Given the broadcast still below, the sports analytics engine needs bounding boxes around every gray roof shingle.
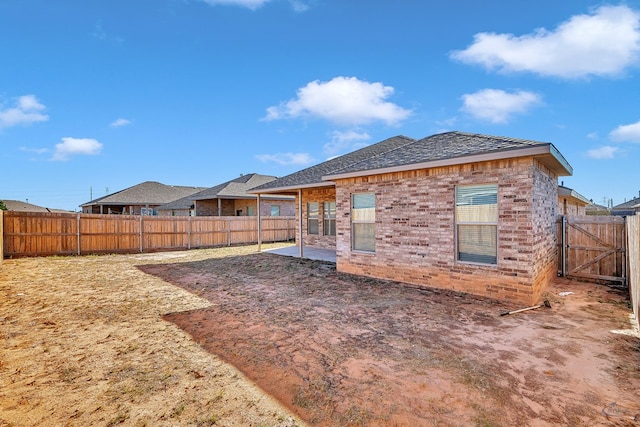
[251,131,571,193]
[80,181,206,206]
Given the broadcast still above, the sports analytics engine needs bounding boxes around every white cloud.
[610,119,640,142]
[110,118,132,127]
[201,0,271,10]
[0,95,49,130]
[461,89,542,124]
[587,145,619,159]
[586,132,599,140]
[323,130,370,156]
[264,76,412,126]
[52,137,103,161]
[255,152,314,166]
[19,146,48,155]
[451,5,640,78]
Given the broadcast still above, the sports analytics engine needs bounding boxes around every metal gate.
[559,215,626,285]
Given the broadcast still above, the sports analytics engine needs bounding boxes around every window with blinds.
[307,202,319,235]
[455,184,498,264]
[352,193,375,252]
[323,201,336,236]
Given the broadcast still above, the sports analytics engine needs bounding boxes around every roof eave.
[323,144,573,181]
[249,181,336,195]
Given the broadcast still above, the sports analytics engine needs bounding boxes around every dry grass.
[0,243,303,427]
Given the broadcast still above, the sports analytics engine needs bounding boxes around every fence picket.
[2,211,295,257]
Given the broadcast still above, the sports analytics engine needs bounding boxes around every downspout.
[257,194,262,252]
[298,189,304,258]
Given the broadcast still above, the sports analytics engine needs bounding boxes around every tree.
[0,200,7,210]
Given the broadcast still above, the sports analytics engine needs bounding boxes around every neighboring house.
[1,200,69,213]
[251,131,573,304]
[611,193,640,217]
[80,181,206,215]
[156,173,294,217]
[586,202,610,216]
[558,184,590,215]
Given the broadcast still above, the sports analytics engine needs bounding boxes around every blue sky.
[1,0,640,211]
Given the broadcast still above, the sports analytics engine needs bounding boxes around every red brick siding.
[334,157,558,304]
[195,198,295,216]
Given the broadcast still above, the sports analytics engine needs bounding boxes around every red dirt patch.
[140,252,640,426]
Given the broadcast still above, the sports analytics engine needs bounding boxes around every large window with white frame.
[351,193,375,252]
[323,201,336,236]
[307,202,319,235]
[455,184,498,264]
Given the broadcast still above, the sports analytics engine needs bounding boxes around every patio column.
[298,189,304,258]
[257,194,262,252]
[217,198,222,216]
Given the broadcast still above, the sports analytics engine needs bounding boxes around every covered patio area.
[262,244,336,263]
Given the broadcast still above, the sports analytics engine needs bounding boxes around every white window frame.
[307,202,319,235]
[455,184,498,265]
[323,201,336,236]
[351,192,375,253]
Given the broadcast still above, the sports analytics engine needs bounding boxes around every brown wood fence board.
[2,212,295,257]
[558,215,626,282]
[627,215,639,332]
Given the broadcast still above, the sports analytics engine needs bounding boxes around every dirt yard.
[1,244,639,426]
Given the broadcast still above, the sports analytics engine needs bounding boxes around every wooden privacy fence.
[627,214,640,332]
[558,215,626,284]
[2,211,295,258]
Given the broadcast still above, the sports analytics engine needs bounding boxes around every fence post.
[139,215,143,253]
[77,214,81,256]
[188,216,191,250]
[227,218,231,246]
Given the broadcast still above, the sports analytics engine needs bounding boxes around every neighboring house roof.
[558,185,590,205]
[191,173,283,200]
[1,200,69,213]
[251,131,572,193]
[612,196,640,211]
[155,174,293,212]
[80,181,206,207]
[611,195,640,215]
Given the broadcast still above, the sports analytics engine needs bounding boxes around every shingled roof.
[80,181,206,207]
[251,131,572,194]
[155,174,289,211]
[190,173,281,200]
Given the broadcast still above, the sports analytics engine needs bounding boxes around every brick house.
[558,185,590,215]
[80,181,206,215]
[251,131,573,304]
[157,173,295,217]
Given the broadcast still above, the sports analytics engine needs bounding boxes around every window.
[455,184,498,264]
[307,202,319,235]
[351,193,375,252]
[271,205,280,216]
[323,202,336,236]
[247,206,254,216]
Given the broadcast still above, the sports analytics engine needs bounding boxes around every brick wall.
[195,198,295,217]
[333,157,559,304]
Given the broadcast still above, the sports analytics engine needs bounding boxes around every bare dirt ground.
[2,244,640,426]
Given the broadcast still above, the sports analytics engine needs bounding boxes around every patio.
[262,244,336,263]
